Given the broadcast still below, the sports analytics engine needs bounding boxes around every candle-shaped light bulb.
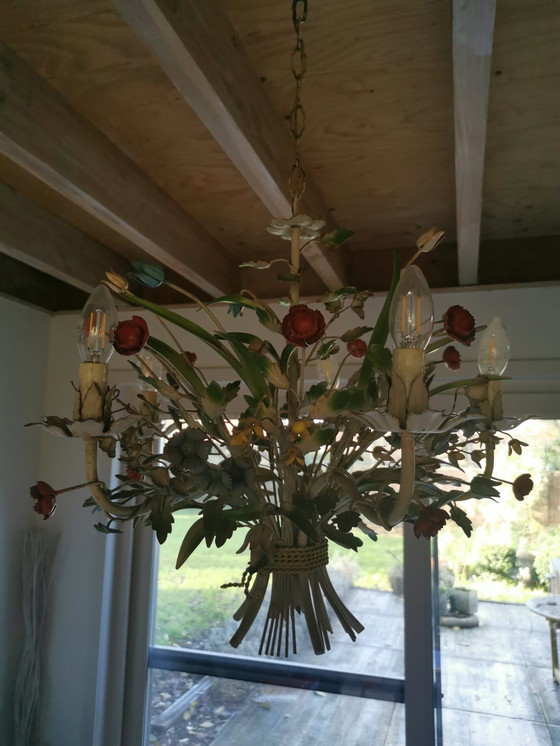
[477,317,510,375]
[77,285,118,364]
[389,266,434,350]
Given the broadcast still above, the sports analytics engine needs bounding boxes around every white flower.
[40,414,141,438]
[267,215,326,241]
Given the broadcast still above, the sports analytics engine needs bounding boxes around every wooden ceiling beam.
[452,0,496,285]
[0,181,130,294]
[115,0,348,290]
[0,42,238,298]
[349,235,560,291]
[0,253,88,312]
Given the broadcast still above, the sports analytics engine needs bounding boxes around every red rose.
[126,468,144,482]
[30,481,57,520]
[513,473,533,501]
[346,339,368,358]
[443,305,476,346]
[442,345,461,371]
[185,351,197,366]
[114,316,149,356]
[413,507,449,539]
[281,304,326,348]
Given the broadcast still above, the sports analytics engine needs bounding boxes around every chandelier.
[29,0,532,657]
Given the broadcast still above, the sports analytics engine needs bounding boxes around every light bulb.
[478,317,509,375]
[77,285,118,364]
[388,266,434,350]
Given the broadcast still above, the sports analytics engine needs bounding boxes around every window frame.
[111,520,439,746]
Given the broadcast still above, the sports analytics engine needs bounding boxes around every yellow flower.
[290,419,313,441]
[103,271,129,293]
[285,446,306,467]
[230,429,250,447]
[230,419,267,447]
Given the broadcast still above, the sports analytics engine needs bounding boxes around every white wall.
[20,282,560,744]
[0,295,51,746]
[35,313,110,746]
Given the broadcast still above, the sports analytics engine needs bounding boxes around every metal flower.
[30,481,57,520]
[164,429,212,471]
[513,473,534,501]
[443,305,476,346]
[414,507,449,538]
[113,316,149,356]
[267,214,326,241]
[281,304,326,347]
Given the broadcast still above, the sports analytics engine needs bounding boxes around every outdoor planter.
[449,588,478,615]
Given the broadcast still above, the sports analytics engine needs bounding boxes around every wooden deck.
[206,589,560,746]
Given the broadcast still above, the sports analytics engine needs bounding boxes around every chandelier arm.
[83,438,140,519]
[386,431,416,527]
[483,438,495,477]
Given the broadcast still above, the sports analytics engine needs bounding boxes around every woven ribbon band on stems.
[229,540,363,657]
[261,541,329,575]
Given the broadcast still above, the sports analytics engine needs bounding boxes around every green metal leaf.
[368,344,392,375]
[470,475,501,498]
[280,343,297,374]
[450,505,473,538]
[320,228,354,248]
[316,340,339,359]
[358,253,400,389]
[322,523,363,551]
[340,326,373,342]
[175,517,205,569]
[283,505,320,542]
[147,337,206,397]
[123,291,236,364]
[149,496,175,545]
[215,331,280,363]
[130,260,166,288]
[225,337,271,399]
[319,286,357,304]
[211,294,281,332]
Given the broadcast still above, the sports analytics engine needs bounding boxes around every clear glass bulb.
[478,317,510,375]
[77,285,118,364]
[388,266,434,350]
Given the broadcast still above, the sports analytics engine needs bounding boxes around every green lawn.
[155,513,403,645]
[155,514,546,647]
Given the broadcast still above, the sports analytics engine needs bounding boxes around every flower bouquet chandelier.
[30,0,533,657]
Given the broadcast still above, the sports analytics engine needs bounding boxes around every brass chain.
[288,0,308,215]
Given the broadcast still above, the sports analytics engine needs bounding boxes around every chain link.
[288,0,308,214]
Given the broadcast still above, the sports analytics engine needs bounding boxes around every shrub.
[472,545,518,583]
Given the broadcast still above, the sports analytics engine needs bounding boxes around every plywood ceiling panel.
[482,0,560,242]
[1,6,282,263]
[223,0,456,254]
[0,0,558,308]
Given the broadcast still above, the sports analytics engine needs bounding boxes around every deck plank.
[211,684,397,746]
[442,709,553,746]
[527,666,560,726]
[441,655,545,721]
[159,592,560,745]
[440,622,527,664]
